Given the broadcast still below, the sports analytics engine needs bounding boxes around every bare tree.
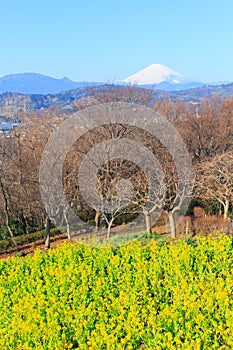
[195,152,233,219]
[42,90,193,242]
[95,159,133,238]
[0,134,18,240]
[180,96,233,162]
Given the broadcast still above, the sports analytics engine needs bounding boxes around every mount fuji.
[0,65,226,95]
[123,64,205,91]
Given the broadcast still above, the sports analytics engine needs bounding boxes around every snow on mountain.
[123,64,187,85]
[122,64,207,91]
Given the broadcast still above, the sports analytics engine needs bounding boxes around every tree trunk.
[107,225,111,239]
[169,212,176,239]
[6,214,14,240]
[185,220,189,235]
[23,212,30,235]
[63,209,70,239]
[45,217,51,250]
[66,222,70,239]
[223,200,230,220]
[95,210,100,233]
[107,218,114,239]
[219,204,222,217]
[0,177,15,242]
[143,209,152,234]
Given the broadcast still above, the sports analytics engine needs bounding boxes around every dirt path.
[0,233,69,259]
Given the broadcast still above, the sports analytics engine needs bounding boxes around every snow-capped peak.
[123,64,185,85]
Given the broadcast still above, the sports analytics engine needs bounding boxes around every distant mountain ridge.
[0,83,233,120]
[0,73,103,95]
[0,66,231,95]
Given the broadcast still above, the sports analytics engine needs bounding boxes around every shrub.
[0,227,62,252]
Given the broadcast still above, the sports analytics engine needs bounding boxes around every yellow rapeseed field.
[1,236,233,349]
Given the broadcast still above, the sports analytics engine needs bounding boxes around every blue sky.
[1,0,233,82]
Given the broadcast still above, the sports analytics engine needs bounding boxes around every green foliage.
[204,201,221,216]
[14,252,26,258]
[0,227,62,252]
[184,237,197,247]
[187,198,203,215]
[0,213,44,240]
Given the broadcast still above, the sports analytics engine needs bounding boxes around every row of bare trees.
[0,87,233,242]
[154,94,233,223]
[0,110,63,240]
